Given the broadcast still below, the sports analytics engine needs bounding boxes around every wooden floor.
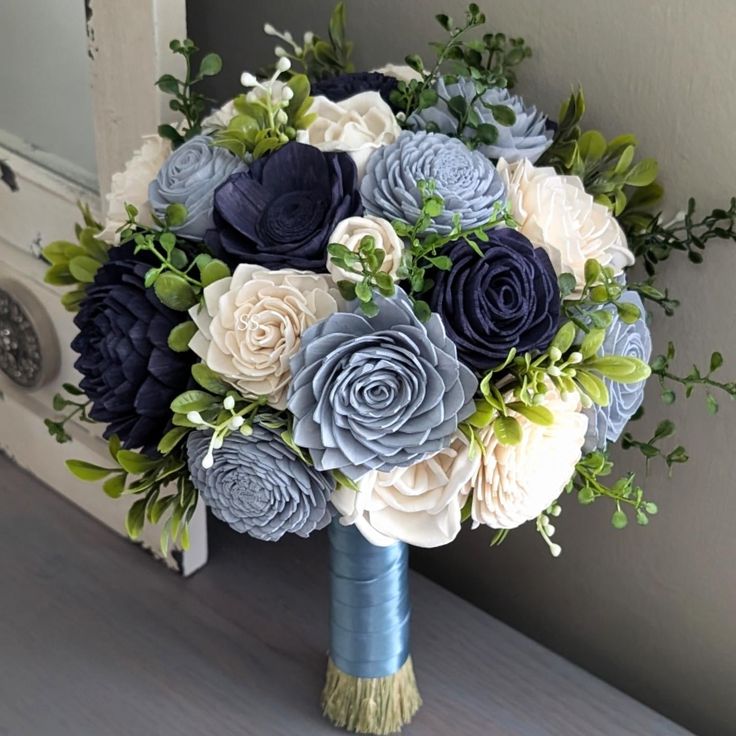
[0,453,692,736]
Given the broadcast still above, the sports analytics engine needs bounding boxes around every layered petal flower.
[287,288,478,480]
[430,228,560,371]
[361,131,505,235]
[189,265,341,409]
[206,142,362,271]
[470,386,588,529]
[187,427,333,541]
[583,291,653,451]
[299,92,401,178]
[327,215,403,284]
[498,158,634,292]
[409,78,552,163]
[332,432,480,547]
[71,243,194,455]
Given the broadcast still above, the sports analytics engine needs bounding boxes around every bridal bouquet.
[44,3,736,733]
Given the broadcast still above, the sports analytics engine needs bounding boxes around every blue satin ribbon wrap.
[328,520,411,679]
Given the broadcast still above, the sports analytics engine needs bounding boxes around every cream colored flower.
[332,433,480,548]
[100,135,171,243]
[299,91,401,178]
[497,158,634,293]
[327,215,404,284]
[189,265,341,409]
[374,64,424,83]
[202,99,237,130]
[470,387,588,529]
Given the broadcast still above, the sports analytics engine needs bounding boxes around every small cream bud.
[240,72,258,88]
[275,109,288,125]
[229,416,245,430]
[263,23,277,35]
[303,31,315,45]
[212,435,224,450]
[568,351,583,364]
[549,346,562,362]
[545,523,556,536]
[547,366,562,377]
[550,504,562,517]
[202,451,214,469]
[275,56,291,72]
[223,395,235,411]
[274,45,287,58]
[281,86,294,101]
[187,411,203,424]
[283,30,294,43]
[549,543,562,558]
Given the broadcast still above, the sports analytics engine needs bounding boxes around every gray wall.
[186,2,736,734]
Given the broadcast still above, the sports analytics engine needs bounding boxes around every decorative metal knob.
[0,279,60,389]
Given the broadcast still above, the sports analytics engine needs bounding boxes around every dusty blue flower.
[287,288,478,480]
[583,291,652,452]
[148,135,245,241]
[360,130,505,235]
[408,78,552,163]
[186,426,333,541]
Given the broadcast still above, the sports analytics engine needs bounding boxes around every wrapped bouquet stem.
[322,520,421,734]
[44,2,736,733]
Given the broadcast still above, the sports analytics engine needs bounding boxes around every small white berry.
[275,57,292,73]
[274,45,287,58]
[202,452,214,469]
[549,347,562,362]
[187,411,203,424]
[549,543,562,558]
[240,72,258,88]
[263,23,277,35]
[229,416,245,430]
[568,351,583,364]
[223,395,235,411]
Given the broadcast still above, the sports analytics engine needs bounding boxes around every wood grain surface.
[0,454,692,736]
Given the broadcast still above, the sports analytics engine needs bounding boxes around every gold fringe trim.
[321,656,422,735]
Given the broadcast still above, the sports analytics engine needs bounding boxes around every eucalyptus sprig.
[43,203,109,312]
[629,279,680,317]
[156,39,223,147]
[650,341,736,412]
[621,420,688,471]
[392,3,530,128]
[623,197,736,276]
[393,180,516,321]
[537,88,660,215]
[214,61,316,160]
[44,383,94,444]
[567,450,658,530]
[120,203,230,314]
[262,1,353,80]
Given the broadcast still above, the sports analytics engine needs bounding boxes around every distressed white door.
[0,0,207,575]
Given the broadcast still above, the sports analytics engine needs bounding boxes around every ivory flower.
[202,99,237,130]
[470,387,588,529]
[374,64,424,83]
[497,158,634,292]
[332,433,480,548]
[100,135,171,243]
[327,215,404,284]
[299,91,401,178]
[189,264,341,409]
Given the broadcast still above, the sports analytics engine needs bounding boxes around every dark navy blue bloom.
[206,142,362,271]
[430,228,560,372]
[71,243,194,455]
[311,71,399,110]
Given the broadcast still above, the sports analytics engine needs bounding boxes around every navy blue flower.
[311,71,399,110]
[206,142,362,271]
[429,228,560,371]
[72,243,195,455]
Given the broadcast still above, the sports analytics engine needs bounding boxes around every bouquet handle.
[322,519,422,734]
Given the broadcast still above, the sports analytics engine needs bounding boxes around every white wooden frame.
[0,0,207,576]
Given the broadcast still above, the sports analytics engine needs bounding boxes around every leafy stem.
[45,383,94,444]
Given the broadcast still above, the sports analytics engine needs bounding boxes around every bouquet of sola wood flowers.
[42,4,736,733]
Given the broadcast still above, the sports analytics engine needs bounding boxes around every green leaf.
[507,402,554,426]
[493,416,522,446]
[575,370,610,406]
[626,158,658,187]
[580,328,605,360]
[489,104,516,127]
[116,450,160,475]
[617,301,641,324]
[200,259,231,287]
[710,351,724,373]
[448,95,468,120]
[706,394,719,415]
[108,434,122,461]
[198,52,222,77]
[355,281,373,303]
[125,498,148,540]
[103,474,126,498]
[653,419,675,440]
[165,203,188,227]
[587,356,651,382]
[44,263,76,286]
[154,272,198,311]
[577,130,607,162]
[404,54,424,73]
[557,272,577,298]
[157,427,190,455]
[550,321,576,353]
[191,363,231,395]
[170,389,216,414]
[337,280,357,301]
[66,459,115,482]
[412,299,431,322]
[167,320,198,352]
[474,123,498,145]
[156,74,180,95]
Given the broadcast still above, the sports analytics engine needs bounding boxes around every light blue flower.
[149,135,245,241]
[287,288,478,480]
[583,291,652,452]
[360,130,505,235]
[408,78,552,163]
[186,426,333,541]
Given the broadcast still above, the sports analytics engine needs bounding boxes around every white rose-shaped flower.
[470,387,588,529]
[373,64,424,83]
[100,135,171,243]
[299,91,401,178]
[332,433,480,548]
[202,99,237,131]
[327,215,404,284]
[189,265,341,409]
[497,158,634,293]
